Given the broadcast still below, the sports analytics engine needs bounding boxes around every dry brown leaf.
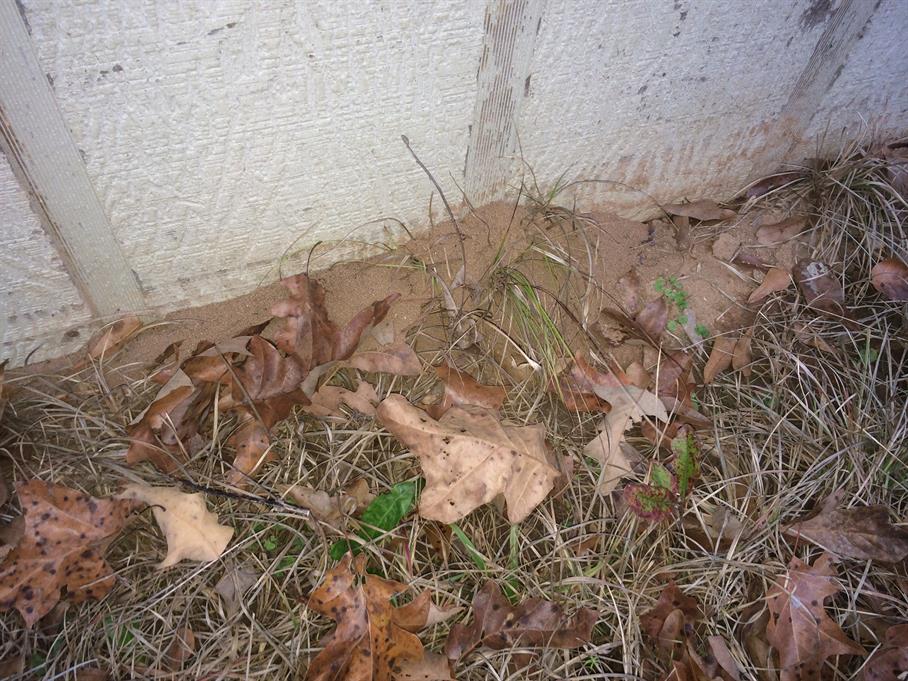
[766,553,865,681]
[445,581,597,664]
[640,582,701,647]
[785,495,908,562]
[164,626,196,672]
[664,199,736,222]
[555,353,629,414]
[427,362,506,419]
[118,485,232,568]
[793,260,847,316]
[215,563,260,618]
[636,297,669,339]
[756,216,807,245]
[126,370,201,472]
[703,337,737,384]
[583,385,667,495]
[0,481,134,627]
[792,322,836,354]
[871,258,908,302]
[863,623,908,681]
[745,172,803,199]
[732,333,753,378]
[394,651,454,680]
[305,554,426,681]
[377,395,558,523]
[347,342,421,376]
[285,484,357,528]
[305,382,379,418]
[748,268,793,304]
[271,273,398,371]
[0,656,24,678]
[708,635,742,681]
[85,315,142,360]
[344,479,375,513]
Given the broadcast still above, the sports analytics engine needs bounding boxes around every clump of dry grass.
[1,141,906,680]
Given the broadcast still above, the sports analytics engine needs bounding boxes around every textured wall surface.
[21,0,485,309]
[1,0,905,365]
[0,151,91,365]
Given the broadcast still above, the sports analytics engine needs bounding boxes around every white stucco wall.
[1,0,905,365]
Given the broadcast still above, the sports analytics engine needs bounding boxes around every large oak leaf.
[377,395,559,523]
[305,554,427,681]
[444,581,596,664]
[0,482,134,627]
[766,553,865,681]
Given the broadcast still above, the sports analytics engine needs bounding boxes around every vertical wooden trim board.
[0,0,144,317]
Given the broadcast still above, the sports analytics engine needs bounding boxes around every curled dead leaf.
[347,341,421,376]
[793,260,846,316]
[703,337,736,384]
[635,297,669,339]
[863,623,908,681]
[755,216,807,245]
[444,581,597,663]
[871,257,908,302]
[427,362,506,419]
[785,494,908,562]
[664,199,736,222]
[748,268,792,304]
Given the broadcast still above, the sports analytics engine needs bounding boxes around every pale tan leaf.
[285,484,356,527]
[164,626,196,672]
[394,651,454,680]
[732,333,753,377]
[664,199,736,222]
[347,341,421,376]
[703,337,736,384]
[748,268,792,304]
[756,216,807,245]
[583,386,667,495]
[377,395,559,523]
[118,485,233,568]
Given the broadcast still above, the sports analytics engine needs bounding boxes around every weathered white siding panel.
[0,151,91,365]
[21,0,485,308]
[803,0,908,149]
[509,0,839,212]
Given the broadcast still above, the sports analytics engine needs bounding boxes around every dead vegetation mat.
[1,140,908,680]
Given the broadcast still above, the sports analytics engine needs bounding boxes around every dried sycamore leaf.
[271,273,398,371]
[793,260,846,316]
[703,337,736,384]
[119,485,232,568]
[377,395,558,523]
[305,554,425,681]
[756,216,807,245]
[347,342,421,376]
[86,315,142,360]
[863,623,908,681]
[445,581,597,663]
[748,268,793,304]
[0,481,133,627]
[766,553,865,681]
[664,199,736,222]
[428,362,506,419]
[583,385,667,495]
[215,563,260,617]
[871,258,908,302]
[785,495,908,562]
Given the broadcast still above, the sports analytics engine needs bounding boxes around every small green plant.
[329,480,420,559]
[654,276,691,334]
